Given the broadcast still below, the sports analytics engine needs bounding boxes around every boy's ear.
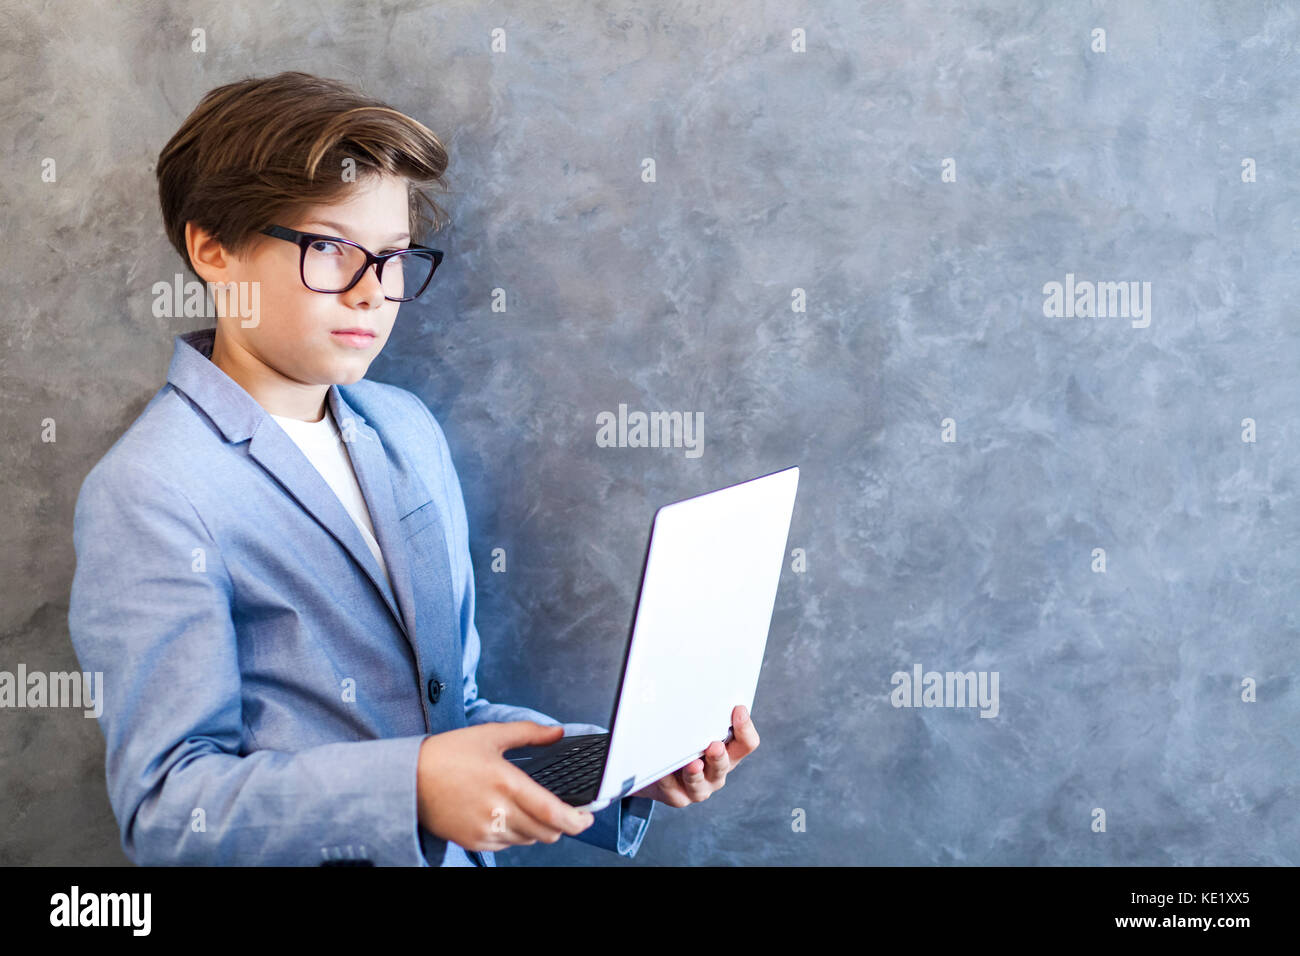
[185,221,232,286]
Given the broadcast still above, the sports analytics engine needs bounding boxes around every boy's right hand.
[416,721,596,852]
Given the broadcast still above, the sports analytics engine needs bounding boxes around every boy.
[68,71,758,866]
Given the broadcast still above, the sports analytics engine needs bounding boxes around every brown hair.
[156,71,451,277]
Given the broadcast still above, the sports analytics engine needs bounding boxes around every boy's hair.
[156,71,451,278]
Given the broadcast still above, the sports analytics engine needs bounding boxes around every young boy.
[67,71,757,866]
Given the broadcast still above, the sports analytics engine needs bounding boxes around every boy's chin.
[329,363,372,386]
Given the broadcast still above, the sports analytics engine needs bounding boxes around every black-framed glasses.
[260,225,444,302]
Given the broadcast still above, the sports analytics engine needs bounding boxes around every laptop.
[504,465,800,812]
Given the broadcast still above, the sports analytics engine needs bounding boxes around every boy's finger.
[702,741,731,782]
[654,769,691,806]
[494,807,564,846]
[726,712,759,764]
[492,720,566,750]
[680,759,715,798]
[508,768,596,837]
[477,790,565,847]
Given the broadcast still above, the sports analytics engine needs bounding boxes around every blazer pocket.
[401,499,460,617]
[399,499,441,539]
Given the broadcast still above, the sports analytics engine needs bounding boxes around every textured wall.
[2,0,1296,866]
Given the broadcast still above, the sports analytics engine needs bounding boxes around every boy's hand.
[417,721,595,852]
[631,705,758,807]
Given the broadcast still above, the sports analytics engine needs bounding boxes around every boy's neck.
[209,327,329,422]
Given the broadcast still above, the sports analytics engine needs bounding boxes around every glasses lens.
[378,250,437,300]
[302,241,437,299]
[303,239,368,293]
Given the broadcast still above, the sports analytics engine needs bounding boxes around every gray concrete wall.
[2,0,1296,865]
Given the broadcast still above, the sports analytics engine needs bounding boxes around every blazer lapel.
[166,328,417,648]
[246,404,414,643]
[326,385,420,648]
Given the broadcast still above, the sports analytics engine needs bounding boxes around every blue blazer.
[68,327,654,866]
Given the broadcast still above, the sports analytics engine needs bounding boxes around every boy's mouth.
[331,328,376,348]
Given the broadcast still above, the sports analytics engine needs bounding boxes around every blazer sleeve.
[411,392,655,858]
[68,459,430,866]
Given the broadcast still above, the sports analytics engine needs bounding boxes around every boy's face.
[192,172,412,390]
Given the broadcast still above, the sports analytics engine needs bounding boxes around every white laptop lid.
[587,465,799,810]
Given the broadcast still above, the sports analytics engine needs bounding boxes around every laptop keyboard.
[527,735,609,799]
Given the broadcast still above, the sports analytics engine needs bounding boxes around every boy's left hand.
[630,704,758,807]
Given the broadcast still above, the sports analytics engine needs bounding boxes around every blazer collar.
[166,328,418,645]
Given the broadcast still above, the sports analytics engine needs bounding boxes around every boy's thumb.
[496,720,566,749]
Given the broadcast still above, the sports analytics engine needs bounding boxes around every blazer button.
[427,676,446,704]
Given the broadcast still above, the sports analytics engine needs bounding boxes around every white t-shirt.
[269,405,393,592]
